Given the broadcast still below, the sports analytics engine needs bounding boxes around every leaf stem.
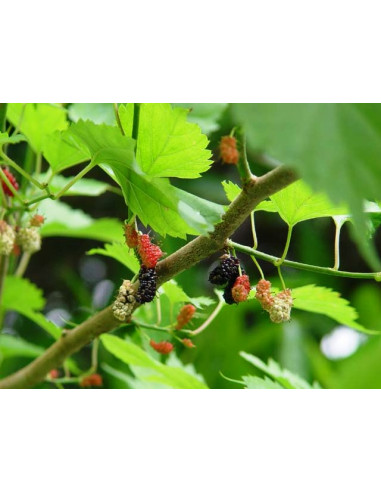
[0,255,9,329]
[15,252,31,277]
[229,240,381,280]
[114,103,125,136]
[0,151,45,190]
[275,225,293,266]
[251,255,264,279]
[54,161,96,199]
[277,265,286,290]
[191,290,224,336]
[333,221,342,270]
[250,212,258,250]
[0,167,24,203]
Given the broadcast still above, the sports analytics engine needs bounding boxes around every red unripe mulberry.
[1,167,19,196]
[124,223,139,248]
[182,338,196,349]
[80,373,103,388]
[176,304,196,330]
[30,214,45,227]
[231,274,251,303]
[150,339,173,355]
[137,234,164,268]
[220,136,239,165]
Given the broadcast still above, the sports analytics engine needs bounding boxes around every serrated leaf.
[101,334,207,389]
[0,131,26,146]
[39,173,109,197]
[292,284,376,334]
[42,129,91,173]
[38,200,123,243]
[122,103,212,178]
[269,180,347,226]
[68,103,116,125]
[6,103,68,152]
[1,277,61,339]
[0,335,44,359]
[87,242,139,273]
[232,103,381,268]
[242,375,283,389]
[159,280,215,309]
[172,103,228,134]
[240,352,313,389]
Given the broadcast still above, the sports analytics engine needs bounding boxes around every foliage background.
[1,103,381,389]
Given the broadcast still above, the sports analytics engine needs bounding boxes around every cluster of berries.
[255,279,293,323]
[220,136,239,165]
[136,266,157,304]
[0,214,44,256]
[112,279,136,322]
[209,254,251,304]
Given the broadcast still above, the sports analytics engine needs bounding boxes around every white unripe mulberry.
[112,280,136,321]
[268,289,293,323]
[0,220,15,255]
[17,227,41,253]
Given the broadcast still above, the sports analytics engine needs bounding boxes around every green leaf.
[101,334,207,389]
[118,104,134,137]
[232,103,381,268]
[87,242,139,273]
[172,103,228,134]
[240,352,313,389]
[6,103,68,152]
[39,173,109,197]
[269,180,347,226]
[101,334,157,369]
[292,284,376,334]
[160,280,215,309]
[38,200,123,243]
[0,335,44,359]
[242,375,283,389]
[0,131,26,146]
[42,129,91,174]
[68,103,116,125]
[1,277,61,339]
[124,103,212,178]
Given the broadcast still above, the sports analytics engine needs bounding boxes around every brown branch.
[0,166,297,389]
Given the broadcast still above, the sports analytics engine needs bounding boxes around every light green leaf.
[118,104,134,137]
[39,173,109,197]
[6,103,68,152]
[160,280,215,309]
[240,352,313,389]
[42,129,91,173]
[269,180,347,226]
[242,375,283,389]
[101,334,207,389]
[68,103,116,125]
[0,335,44,359]
[172,103,228,134]
[292,284,376,334]
[87,242,139,273]
[0,131,26,146]
[1,277,61,339]
[126,103,212,178]
[101,334,157,369]
[38,200,123,243]
[233,103,381,268]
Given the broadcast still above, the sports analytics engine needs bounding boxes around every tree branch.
[0,165,297,389]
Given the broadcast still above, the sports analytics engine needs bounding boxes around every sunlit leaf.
[68,103,116,125]
[87,242,139,274]
[172,103,228,134]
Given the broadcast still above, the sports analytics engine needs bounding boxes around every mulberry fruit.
[182,338,196,349]
[136,266,157,304]
[220,136,239,165]
[209,255,240,285]
[29,214,45,227]
[0,220,15,255]
[80,373,103,388]
[16,227,41,253]
[231,274,251,303]
[124,223,139,248]
[1,167,19,197]
[176,304,196,330]
[150,339,174,355]
[269,289,293,323]
[255,279,274,311]
[112,279,136,321]
[137,234,163,268]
